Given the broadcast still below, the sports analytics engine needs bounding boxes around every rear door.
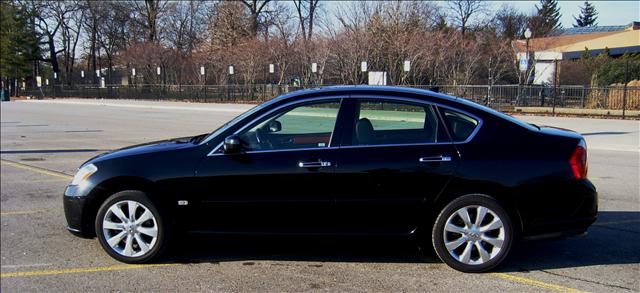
[332,97,459,234]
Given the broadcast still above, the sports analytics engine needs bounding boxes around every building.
[515,22,640,85]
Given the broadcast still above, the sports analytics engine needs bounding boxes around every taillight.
[569,140,588,179]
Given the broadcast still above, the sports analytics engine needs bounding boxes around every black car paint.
[64,86,597,240]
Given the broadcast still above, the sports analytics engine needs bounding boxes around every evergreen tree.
[574,1,598,27]
[0,2,39,83]
[529,0,562,37]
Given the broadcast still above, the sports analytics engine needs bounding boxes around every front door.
[190,99,344,234]
[333,98,459,234]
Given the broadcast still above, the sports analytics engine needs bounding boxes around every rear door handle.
[298,161,332,168]
[419,155,452,163]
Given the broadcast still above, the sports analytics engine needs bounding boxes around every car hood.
[86,134,205,164]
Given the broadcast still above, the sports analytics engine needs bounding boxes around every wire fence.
[24,83,640,118]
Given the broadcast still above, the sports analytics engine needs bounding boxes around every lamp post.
[228,65,235,100]
[269,63,274,84]
[311,63,317,86]
[403,60,410,85]
[361,61,367,84]
[131,68,136,87]
[200,65,206,101]
[524,28,532,85]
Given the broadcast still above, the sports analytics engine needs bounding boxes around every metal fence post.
[622,59,629,119]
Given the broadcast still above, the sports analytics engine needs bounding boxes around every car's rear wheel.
[95,190,167,263]
[432,194,513,272]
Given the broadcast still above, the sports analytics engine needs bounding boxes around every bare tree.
[132,0,168,43]
[164,1,209,55]
[447,0,486,36]
[58,1,83,83]
[25,0,75,75]
[240,0,271,37]
[494,5,529,39]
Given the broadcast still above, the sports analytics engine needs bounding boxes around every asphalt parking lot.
[1,99,639,292]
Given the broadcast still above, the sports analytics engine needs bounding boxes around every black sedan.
[63,86,597,272]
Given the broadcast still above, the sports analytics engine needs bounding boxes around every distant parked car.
[64,86,597,272]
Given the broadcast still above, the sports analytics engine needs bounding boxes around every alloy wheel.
[102,200,158,257]
[443,205,505,265]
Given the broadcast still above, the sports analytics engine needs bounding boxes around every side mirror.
[223,135,242,154]
[267,120,282,133]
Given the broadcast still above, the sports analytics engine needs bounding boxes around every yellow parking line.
[0,210,48,216]
[1,264,178,278]
[0,159,72,180]
[489,273,590,293]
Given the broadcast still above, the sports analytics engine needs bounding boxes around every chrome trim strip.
[419,156,452,163]
[208,146,339,156]
[338,142,451,149]
[207,142,225,156]
[206,95,484,157]
[298,161,332,168]
[436,104,484,144]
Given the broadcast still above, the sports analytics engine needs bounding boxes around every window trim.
[438,107,482,144]
[207,95,483,156]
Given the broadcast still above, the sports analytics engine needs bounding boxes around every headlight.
[71,164,98,186]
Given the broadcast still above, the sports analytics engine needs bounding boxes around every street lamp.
[361,61,367,84]
[269,63,275,85]
[311,63,318,86]
[524,28,532,84]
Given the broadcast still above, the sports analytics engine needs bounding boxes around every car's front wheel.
[95,190,167,263]
[432,194,513,272]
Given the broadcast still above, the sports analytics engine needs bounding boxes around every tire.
[95,190,168,263]
[432,194,513,273]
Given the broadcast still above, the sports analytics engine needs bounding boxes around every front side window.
[352,100,448,146]
[238,100,341,151]
[441,109,479,142]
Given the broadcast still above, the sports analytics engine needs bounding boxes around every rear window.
[441,110,479,142]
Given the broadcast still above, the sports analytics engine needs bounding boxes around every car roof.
[271,85,458,104]
[268,86,539,132]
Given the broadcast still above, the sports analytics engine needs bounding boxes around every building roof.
[514,22,640,56]
[560,25,629,36]
[551,29,640,57]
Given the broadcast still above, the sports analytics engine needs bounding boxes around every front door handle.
[419,155,452,163]
[298,161,332,168]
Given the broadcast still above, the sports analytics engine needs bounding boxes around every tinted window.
[441,109,479,142]
[238,100,340,151]
[352,100,448,146]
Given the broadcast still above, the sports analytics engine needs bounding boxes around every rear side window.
[352,100,449,146]
[441,109,479,142]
